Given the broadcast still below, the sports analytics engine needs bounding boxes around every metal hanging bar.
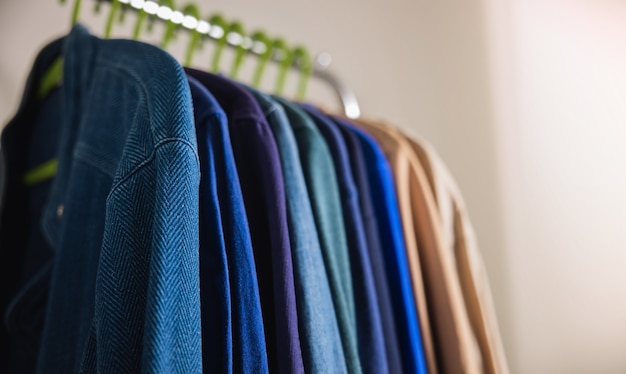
[95,0,361,118]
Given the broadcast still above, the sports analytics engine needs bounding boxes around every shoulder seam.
[108,138,198,197]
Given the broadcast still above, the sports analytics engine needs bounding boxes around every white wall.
[487,0,626,373]
[2,0,625,373]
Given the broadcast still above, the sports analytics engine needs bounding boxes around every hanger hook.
[273,39,293,96]
[208,14,228,73]
[251,31,272,88]
[181,4,202,65]
[61,0,82,26]
[93,0,102,16]
[159,0,178,49]
[131,2,148,39]
[229,22,247,79]
[104,0,122,38]
[292,46,313,101]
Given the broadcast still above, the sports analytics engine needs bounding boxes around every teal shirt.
[273,97,362,374]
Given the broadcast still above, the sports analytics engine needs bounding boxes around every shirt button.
[56,204,64,219]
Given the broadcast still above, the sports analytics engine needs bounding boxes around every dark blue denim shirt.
[1,25,202,373]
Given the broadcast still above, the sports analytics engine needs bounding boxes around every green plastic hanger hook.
[104,0,121,38]
[61,0,82,26]
[251,31,272,88]
[181,4,202,65]
[93,0,102,15]
[132,4,148,40]
[160,0,178,49]
[273,39,293,96]
[292,46,313,101]
[209,14,227,73]
[228,22,247,79]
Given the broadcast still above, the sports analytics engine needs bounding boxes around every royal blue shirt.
[185,69,304,374]
[188,76,268,373]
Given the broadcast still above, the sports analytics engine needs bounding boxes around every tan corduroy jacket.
[356,118,493,374]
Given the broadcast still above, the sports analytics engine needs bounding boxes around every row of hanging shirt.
[0,23,508,374]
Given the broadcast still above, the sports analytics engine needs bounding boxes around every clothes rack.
[84,0,361,118]
[1,3,511,371]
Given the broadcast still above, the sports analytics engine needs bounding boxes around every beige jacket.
[356,119,484,374]
[406,133,509,374]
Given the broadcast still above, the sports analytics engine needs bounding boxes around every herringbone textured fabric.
[0,25,202,373]
[78,31,202,372]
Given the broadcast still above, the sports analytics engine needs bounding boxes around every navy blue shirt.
[335,118,428,374]
[335,118,404,374]
[186,69,304,374]
[301,105,388,374]
[188,76,269,373]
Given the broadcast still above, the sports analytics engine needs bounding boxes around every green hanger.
[292,46,313,101]
[209,14,227,73]
[23,159,59,186]
[104,0,122,38]
[273,39,293,96]
[160,0,178,49]
[27,0,82,186]
[37,0,79,99]
[60,0,82,26]
[132,2,148,40]
[228,22,247,79]
[93,0,102,15]
[37,58,64,100]
[251,31,272,88]
[182,4,202,66]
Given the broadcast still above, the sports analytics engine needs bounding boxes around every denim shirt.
[1,25,202,373]
[246,88,347,374]
[272,98,362,374]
